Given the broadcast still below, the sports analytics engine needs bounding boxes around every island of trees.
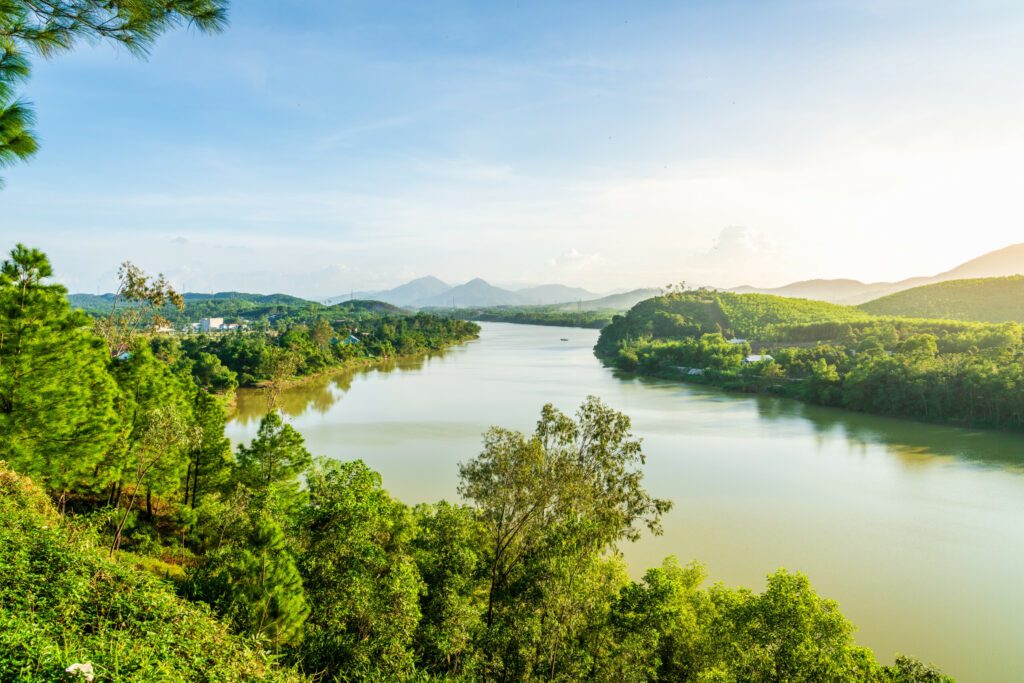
[0,247,950,681]
[596,288,1024,430]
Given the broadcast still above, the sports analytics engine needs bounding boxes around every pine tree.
[0,244,118,505]
[183,388,233,508]
[185,511,308,652]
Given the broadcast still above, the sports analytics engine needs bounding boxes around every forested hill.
[596,289,1024,431]
[596,289,870,355]
[69,291,406,322]
[860,276,1024,323]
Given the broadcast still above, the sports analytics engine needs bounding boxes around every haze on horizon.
[2,0,1023,298]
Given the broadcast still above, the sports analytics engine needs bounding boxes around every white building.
[200,317,224,332]
[743,354,774,364]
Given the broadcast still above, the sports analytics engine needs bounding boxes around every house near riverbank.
[743,354,774,364]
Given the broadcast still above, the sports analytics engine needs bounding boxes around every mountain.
[733,243,1024,305]
[552,288,663,312]
[730,279,898,305]
[327,276,450,306]
[412,278,526,308]
[514,284,600,305]
[860,276,1024,323]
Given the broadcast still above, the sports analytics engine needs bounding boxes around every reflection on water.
[232,351,448,426]
[226,322,1024,681]
[751,394,1024,471]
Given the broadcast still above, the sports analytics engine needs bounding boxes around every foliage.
[0,464,303,682]
[459,397,672,680]
[294,459,422,680]
[597,289,1024,430]
[0,245,119,501]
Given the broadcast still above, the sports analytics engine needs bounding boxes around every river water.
[227,322,1024,680]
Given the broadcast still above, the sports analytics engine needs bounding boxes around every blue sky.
[3,0,1024,296]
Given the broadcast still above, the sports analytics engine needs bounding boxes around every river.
[227,322,1024,681]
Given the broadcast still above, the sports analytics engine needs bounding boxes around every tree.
[458,396,671,680]
[94,261,185,359]
[295,459,422,680]
[109,403,198,554]
[0,244,118,506]
[235,411,311,496]
[0,0,227,186]
[104,339,193,515]
[185,510,308,653]
[411,501,486,677]
[183,387,232,508]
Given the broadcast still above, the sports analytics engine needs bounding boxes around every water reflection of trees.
[753,394,1024,470]
[230,353,441,426]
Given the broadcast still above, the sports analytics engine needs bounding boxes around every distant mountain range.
[331,278,609,309]
[732,243,1024,304]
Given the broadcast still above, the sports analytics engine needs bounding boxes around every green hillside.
[0,465,303,682]
[860,276,1024,323]
[596,289,870,356]
[596,288,1024,430]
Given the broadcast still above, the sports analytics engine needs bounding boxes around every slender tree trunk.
[183,461,193,504]
[146,487,153,519]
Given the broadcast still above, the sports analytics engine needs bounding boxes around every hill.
[732,242,1024,304]
[553,287,663,312]
[69,291,314,317]
[860,276,1024,323]
[411,278,526,307]
[514,284,599,305]
[0,465,302,682]
[332,276,451,306]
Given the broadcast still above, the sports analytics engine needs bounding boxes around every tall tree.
[185,510,308,654]
[0,0,227,185]
[296,459,422,680]
[183,387,232,508]
[458,396,671,680]
[0,244,118,506]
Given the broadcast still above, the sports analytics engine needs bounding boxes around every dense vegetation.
[0,246,950,680]
[438,305,616,329]
[860,276,1024,323]
[177,308,479,388]
[597,289,1024,430]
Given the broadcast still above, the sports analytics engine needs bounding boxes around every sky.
[2,0,1024,297]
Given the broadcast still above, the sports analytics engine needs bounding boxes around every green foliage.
[861,276,1024,323]
[0,245,119,498]
[598,289,1024,430]
[235,412,312,518]
[411,502,486,677]
[295,460,422,680]
[459,397,672,680]
[185,511,308,652]
[177,311,479,388]
[0,464,303,682]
